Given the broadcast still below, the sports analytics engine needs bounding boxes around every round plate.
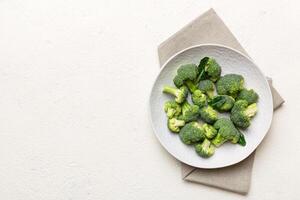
[149,44,273,169]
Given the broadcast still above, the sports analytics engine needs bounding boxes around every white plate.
[149,44,273,169]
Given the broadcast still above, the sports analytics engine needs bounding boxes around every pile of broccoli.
[162,57,259,158]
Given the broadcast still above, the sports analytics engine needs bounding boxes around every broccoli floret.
[204,58,222,82]
[230,100,258,129]
[173,76,184,88]
[202,123,217,139]
[191,90,207,107]
[211,118,242,147]
[173,65,198,93]
[209,95,235,112]
[179,122,205,145]
[216,74,244,98]
[195,139,215,158]
[162,85,188,103]
[237,89,259,104]
[178,101,200,122]
[173,64,199,88]
[164,100,181,118]
[167,118,185,133]
[197,57,221,82]
[199,80,215,99]
[199,106,218,124]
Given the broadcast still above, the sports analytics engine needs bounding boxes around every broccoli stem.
[207,90,214,99]
[185,80,198,93]
[173,119,185,127]
[163,86,178,95]
[202,138,211,149]
[211,133,227,147]
[244,103,257,117]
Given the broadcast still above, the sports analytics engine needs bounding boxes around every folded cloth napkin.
[157,8,284,195]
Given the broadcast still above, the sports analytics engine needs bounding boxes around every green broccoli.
[191,90,207,107]
[180,85,189,95]
[197,57,221,82]
[199,80,215,99]
[197,57,209,81]
[178,101,200,122]
[202,123,217,139]
[173,76,184,88]
[237,89,259,104]
[184,79,198,93]
[179,122,205,145]
[173,64,199,88]
[199,106,218,124]
[209,95,235,112]
[164,100,181,118]
[216,74,244,98]
[167,118,185,133]
[162,85,188,103]
[195,139,215,158]
[230,100,258,129]
[211,118,242,147]
[238,133,246,146]
[173,65,199,93]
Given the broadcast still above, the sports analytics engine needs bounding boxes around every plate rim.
[148,43,274,169]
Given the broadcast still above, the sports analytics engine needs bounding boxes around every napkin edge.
[158,8,217,65]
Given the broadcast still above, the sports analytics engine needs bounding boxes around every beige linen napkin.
[158,8,284,194]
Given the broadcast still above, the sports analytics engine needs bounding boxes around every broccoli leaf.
[208,95,226,108]
[196,57,209,82]
[238,133,246,146]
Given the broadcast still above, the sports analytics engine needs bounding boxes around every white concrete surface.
[0,0,298,199]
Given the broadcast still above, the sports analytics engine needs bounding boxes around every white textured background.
[0,0,298,199]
